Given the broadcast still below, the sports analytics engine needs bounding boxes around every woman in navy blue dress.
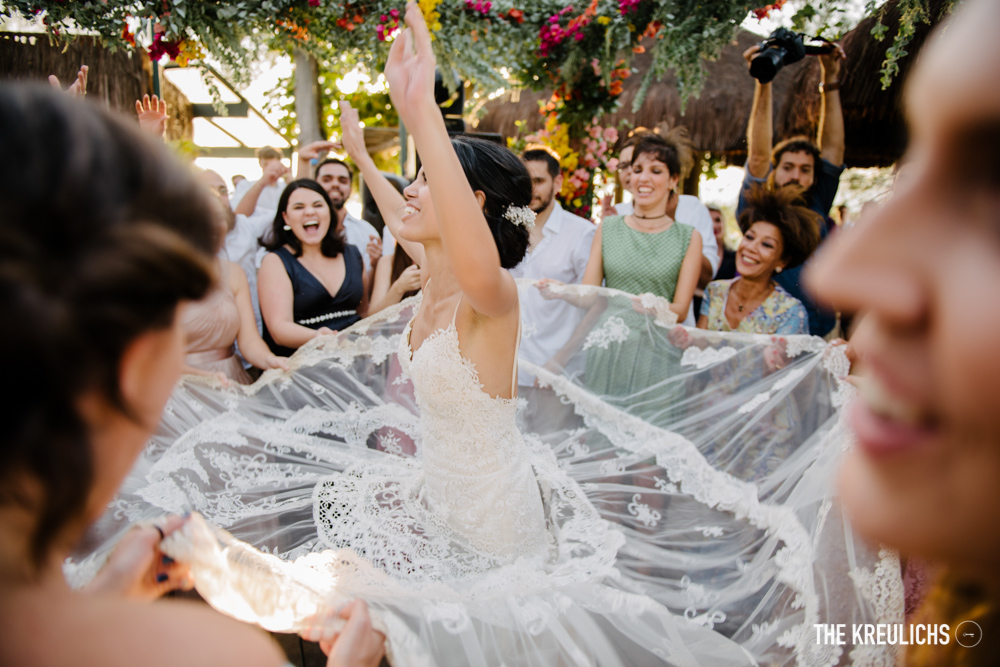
[258,180,368,357]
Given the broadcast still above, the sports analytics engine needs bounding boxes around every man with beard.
[510,148,595,417]
[735,43,847,336]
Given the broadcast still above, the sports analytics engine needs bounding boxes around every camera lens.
[750,48,786,84]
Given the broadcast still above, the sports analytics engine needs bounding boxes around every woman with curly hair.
[698,185,820,335]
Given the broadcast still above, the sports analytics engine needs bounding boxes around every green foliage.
[865,0,957,89]
[7,0,946,194]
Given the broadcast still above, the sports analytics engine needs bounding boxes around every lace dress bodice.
[398,300,551,561]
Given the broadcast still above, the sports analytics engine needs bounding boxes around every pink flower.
[603,127,618,142]
[574,168,589,180]
[588,126,601,139]
[574,32,584,41]
[308,0,320,6]
[390,8,400,18]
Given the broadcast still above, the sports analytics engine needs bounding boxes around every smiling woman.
[699,185,820,335]
[258,179,368,356]
[805,0,1000,663]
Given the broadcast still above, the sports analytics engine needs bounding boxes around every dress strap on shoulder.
[451,294,463,326]
[511,313,521,398]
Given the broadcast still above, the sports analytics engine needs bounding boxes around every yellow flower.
[418,0,442,38]
[175,40,206,68]
[573,198,583,208]
[597,16,611,25]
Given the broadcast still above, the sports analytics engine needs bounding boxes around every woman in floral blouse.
[698,186,820,335]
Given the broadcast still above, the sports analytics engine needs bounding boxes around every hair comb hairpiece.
[504,205,536,230]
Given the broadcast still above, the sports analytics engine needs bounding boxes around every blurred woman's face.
[618,146,634,192]
[87,312,187,521]
[805,3,1000,574]
[630,153,678,212]
[736,221,785,281]
[282,188,331,247]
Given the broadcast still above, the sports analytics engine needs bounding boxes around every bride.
[76,5,902,666]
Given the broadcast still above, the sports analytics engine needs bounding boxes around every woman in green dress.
[579,133,703,417]
[583,133,703,316]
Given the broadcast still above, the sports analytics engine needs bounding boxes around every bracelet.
[819,80,840,93]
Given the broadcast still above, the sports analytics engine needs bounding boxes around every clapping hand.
[393,264,422,295]
[366,235,383,268]
[136,94,169,137]
[49,65,88,97]
[384,2,438,128]
[83,514,193,601]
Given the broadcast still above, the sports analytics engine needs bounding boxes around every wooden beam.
[191,102,249,117]
[196,147,295,158]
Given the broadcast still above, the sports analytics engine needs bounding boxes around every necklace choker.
[632,212,669,220]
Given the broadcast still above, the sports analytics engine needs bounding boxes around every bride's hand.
[83,514,193,601]
[385,2,438,128]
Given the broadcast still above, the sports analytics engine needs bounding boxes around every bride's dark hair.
[450,136,531,269]
[0,84,216,566]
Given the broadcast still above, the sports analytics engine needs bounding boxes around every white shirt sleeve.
[676,196,720,276]
[382,226,397,255]
[230,178,254,211]
[223,211,272,269]
[572,222,597,283]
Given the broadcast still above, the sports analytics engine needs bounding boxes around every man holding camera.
[737,35,847,337]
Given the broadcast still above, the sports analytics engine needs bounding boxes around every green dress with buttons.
[585,215,693,423]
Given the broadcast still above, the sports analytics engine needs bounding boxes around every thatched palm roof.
[476,29,809,164]
[478,0,949,168]
[0,32,192,142]
[777,0,950,167]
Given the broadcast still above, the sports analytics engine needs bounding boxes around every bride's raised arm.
[384,2,517,319]
[338,100,426,271]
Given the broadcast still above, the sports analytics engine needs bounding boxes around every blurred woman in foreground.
[0,84,376,667]
[806,1,1000,662]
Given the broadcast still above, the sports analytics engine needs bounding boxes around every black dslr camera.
[749,27,835,83]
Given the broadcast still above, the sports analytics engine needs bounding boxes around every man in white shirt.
[512,148,596,401]
[231,146,288,218]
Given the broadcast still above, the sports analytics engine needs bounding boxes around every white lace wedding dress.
[71,281,903,667]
